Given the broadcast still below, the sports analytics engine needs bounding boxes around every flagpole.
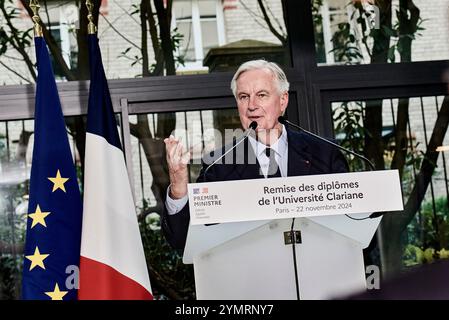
[86,0,97,35]
[29,0,43,38]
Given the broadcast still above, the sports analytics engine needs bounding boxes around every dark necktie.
[265,147,281,178]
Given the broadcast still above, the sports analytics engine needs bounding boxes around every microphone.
[203,121,257,180]
[278,116,381,220]
[201,121,257,227]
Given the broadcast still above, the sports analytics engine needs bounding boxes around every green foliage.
[399,143,424,198]
[386,12,426,62]
[404,197,449,266]
[119,4,185,74]
[329,1,425,64]
[0,255,18,299]
[0,184,28,300]
[407,196,449,249]
[0,190,27,244]
[171,27,185,68]
[0,0,33,59]
[403,245,449,267]
[0,124,30,299]
[311,0,325,63]
[149,27,185,73]
[118,46,142,67]
[332,101,366,170]
[330,22,363,64]
[0,28,8,56]
[130,3,140,16]
[138,200,195,300]
[0,135,6,159]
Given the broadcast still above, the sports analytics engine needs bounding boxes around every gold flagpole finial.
[86,0,97,35]
[30,0,43,37]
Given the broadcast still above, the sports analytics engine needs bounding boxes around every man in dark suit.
[162,60,348,251]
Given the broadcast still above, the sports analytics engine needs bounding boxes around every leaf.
[338,22,348,31]
[439,248,449,259]
[382,25,396,37]
[423,248,435,263]
[388,46,396,63]
[130,4,140,15]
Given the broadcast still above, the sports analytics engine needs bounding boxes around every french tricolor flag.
[78,35,153,300]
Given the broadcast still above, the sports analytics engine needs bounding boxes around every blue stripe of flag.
[86,35,122,150]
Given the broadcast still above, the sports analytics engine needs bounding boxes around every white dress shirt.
[165,125,289,215]
[247,124,288,178]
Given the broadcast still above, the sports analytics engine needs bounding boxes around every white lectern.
[183,172,401,300]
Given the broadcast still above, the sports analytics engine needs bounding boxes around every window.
[316,0,373,65]
[314,0,449,65]
[316,0,352,65]
[48,4,78,80]
[172,0,226,72]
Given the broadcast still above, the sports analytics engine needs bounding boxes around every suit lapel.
[287,128,312,176]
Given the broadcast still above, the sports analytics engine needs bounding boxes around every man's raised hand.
[164,135,190,199]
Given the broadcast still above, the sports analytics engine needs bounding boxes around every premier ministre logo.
[192,187,221,207]
[193,187,209,194]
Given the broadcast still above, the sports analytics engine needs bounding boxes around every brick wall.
[412,0,449,62]
[0,3,34,85]
[97,0,147,79]
[0,0,148,84]
[223,0,285,45]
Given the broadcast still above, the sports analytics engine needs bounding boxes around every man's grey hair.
[230,59,290,97]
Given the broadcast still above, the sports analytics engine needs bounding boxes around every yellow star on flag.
[25,246,49,271]
[45,283,68,300]
[28,205,51,228]
[48,170,69,192]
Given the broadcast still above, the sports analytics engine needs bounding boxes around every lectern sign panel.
[187,170,403,225]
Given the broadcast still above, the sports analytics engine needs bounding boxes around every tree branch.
[100,13,141,49]
[390,98,410,178]
[146,0,164,76]
[239,0,277,38]
[370,0,392,62]
[147,266,185,300]
[43,0,51,34]
[19,0,76,80]
[154,0,175,75]
[0,4,37,80]
[391,0,420,176]
[265,0,286,36]
[257,0,286,45]
[140,0,150,76]
[112,0,141,25]
[398,96,449,232]
[407,0,420,32]
[3,54,29,61]
[0,60,32,83]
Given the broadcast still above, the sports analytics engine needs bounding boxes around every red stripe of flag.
[78,256,153,300]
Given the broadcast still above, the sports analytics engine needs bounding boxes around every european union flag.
[21,36,83,300]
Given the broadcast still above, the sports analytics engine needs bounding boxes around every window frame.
[172,0,226,72]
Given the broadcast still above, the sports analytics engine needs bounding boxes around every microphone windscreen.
[278,116,286,124]
[249,121,258,130]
